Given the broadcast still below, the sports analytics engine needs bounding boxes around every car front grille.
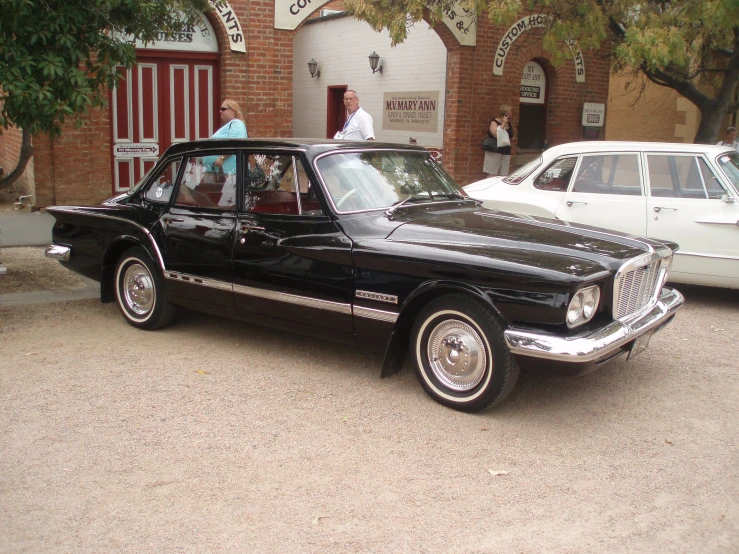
[613,257,669,320]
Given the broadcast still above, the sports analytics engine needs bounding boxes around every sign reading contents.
[582,103,605,127]
[382,91,440,133]
[520,61,546,104]
[210,1,246,52]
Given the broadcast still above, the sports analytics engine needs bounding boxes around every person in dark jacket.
[483,105,514,176]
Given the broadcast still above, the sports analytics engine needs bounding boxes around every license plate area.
[627,331,653,360]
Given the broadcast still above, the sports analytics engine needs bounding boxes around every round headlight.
[567,294,583,325]
[566,285,601,328]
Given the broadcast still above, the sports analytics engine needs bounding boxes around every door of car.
[232,152,355,333]
[554,152,647,237]
[156,150,239,307]
[645,152,739,283]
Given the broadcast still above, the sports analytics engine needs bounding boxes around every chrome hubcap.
[123,263,154,315]
[427,319,487,391]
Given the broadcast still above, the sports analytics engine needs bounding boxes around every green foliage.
[345,0,738,140]
[0,0,211,138]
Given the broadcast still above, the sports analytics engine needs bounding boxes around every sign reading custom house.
[494,14,584,83]
[382,92,440,133]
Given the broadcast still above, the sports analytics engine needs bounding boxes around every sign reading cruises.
[382,91,440,133]
[493,14,585,83]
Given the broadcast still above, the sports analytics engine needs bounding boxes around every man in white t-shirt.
[716,126,739,151]
[334,90,375,141]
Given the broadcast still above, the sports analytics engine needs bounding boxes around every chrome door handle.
[653,207,677,213]
[240,225,265,233]
[566,201,588,207]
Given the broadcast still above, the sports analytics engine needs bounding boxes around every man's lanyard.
[342,110,358,132]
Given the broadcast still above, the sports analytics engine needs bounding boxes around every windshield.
[316,151,466,212]
[504,156,542,184]
[716,152,739,193]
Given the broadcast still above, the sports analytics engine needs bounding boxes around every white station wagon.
[464,141,739,289]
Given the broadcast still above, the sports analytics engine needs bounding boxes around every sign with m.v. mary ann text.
[382,92,440,133]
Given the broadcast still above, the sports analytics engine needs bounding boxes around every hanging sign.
[210,1,246,52]
[520,61,546,104]
[582,103,605,127]
[493,14,585,83]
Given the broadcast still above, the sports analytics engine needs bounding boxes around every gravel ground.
[1,253,738,552]
[0,247,91,294]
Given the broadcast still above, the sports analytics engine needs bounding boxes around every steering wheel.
[336,188,360,210]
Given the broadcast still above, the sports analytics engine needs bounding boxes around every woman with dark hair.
[483,104,514,177]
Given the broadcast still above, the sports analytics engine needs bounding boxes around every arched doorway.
[517,60,548,150]
[110,13,221,192]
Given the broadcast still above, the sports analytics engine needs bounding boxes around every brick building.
[0,2,612,207]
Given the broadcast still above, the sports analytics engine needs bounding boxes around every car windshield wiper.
[384,195,431,219]
[437,191,483,205]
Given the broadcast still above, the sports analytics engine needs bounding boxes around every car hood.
[347,205,670,284]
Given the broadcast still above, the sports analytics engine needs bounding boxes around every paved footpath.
[0,211,55,247]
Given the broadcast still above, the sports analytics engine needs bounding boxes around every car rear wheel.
[114,247,175,330]
[411,293,520,412]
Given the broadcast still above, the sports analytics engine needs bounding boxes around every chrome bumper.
[45,244,71,262]
[504,288,684,363]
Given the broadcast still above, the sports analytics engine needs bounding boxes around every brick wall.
[29,2,612,205]
[438,17,613,185]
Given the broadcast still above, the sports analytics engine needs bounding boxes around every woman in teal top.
[206,99,248,174]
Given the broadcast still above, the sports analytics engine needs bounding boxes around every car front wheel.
[114,246,175,330]
[411,294,520,412]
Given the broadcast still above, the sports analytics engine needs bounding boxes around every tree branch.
[0,128,33,192]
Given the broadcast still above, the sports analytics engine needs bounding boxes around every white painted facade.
[292,15,447,147]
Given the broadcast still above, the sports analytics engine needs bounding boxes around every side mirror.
[721,193,735,203]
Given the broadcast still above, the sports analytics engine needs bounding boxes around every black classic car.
[45,139,684,412]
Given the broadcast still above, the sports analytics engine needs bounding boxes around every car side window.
[647,155,725,199]
[173,153,238,210]
[533,157,577,191]
[244,154,299,215]
[295,159,324,215]
[572,154,642,195]
[144,158,180,203]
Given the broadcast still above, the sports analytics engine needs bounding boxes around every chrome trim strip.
[164,271,233,292]
[233,283,352,315]
[504,287,684,363]
[675,251,739,261]
[46,207,166,272]
[45,244,71,262]
[695,219,739,226]
[355,290,398,304]
[353,306,399,324]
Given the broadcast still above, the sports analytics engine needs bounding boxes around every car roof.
[163,138,429,156]
[543,141,735,157]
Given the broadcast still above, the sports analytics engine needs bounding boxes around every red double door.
[111,53,220,192]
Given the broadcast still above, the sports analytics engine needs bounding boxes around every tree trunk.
[694,101,733,144]
[0,128,33,192]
